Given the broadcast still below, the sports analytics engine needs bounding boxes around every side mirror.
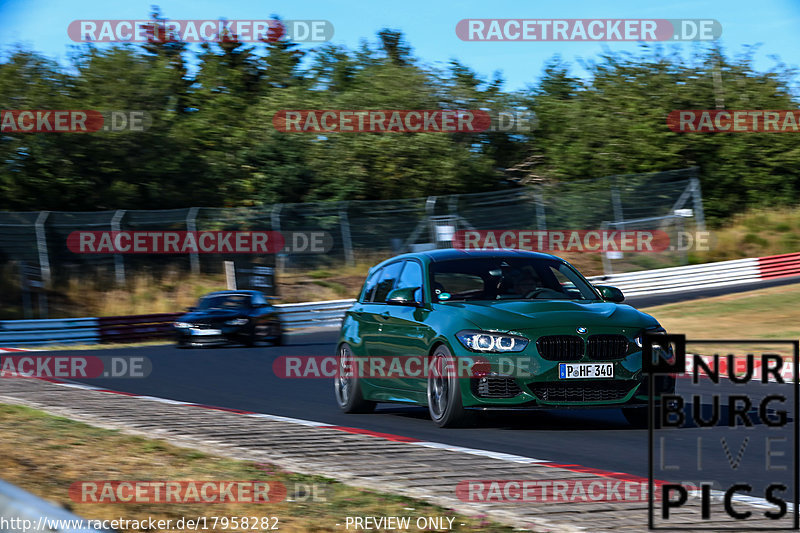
[595,285,625,303]
[186,306,196,312]
[386,287,421,306]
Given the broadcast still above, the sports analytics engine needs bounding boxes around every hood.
[180,308,248,323]
[443,299,659,332]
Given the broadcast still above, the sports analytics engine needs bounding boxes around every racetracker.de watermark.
[456,19,721,41]
[0,110,151,133]
[668,110,800,133]
[272,110,534,133]
[457,479,659,503]
[274,355,545,379]
[68,19,334,43]
[453,230,713,253]
[67,231,332,254]
[0,355,151,379]
[70,481,286,503]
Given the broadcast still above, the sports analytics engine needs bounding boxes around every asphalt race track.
[57,321,798,506]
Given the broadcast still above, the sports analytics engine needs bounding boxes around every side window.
[395,261,423,303]
[546,263,595,300]
[372,262,403,303]
[549,268,572,289]
[360,268,382,302]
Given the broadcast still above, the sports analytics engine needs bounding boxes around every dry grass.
[641,283,800,339]
[7,204,800,319]
[689,207,800,263]
[43,263,374,318]
[641,282,800,358]
[0,404,509,532]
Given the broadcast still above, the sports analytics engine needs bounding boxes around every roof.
[419,248,559,262]
[369,248,562,272]
[203,290,263,297]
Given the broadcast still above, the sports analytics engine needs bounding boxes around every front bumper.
[452,329,675,408]
[174,325,249,345]
[463,373,676,409]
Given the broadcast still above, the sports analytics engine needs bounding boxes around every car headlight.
[174,322,192,328]
[456,330,529,353]
[225,318,249,326]
[634,326,667,348]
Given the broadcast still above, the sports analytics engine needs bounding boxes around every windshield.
[197,294,252,310]
[430,257,600,302]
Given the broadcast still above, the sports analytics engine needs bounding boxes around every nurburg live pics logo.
[644,334,799,529]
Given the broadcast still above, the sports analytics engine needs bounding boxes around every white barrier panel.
[589,257,762,296]
[275,299,356,329]
[0,318,100,346]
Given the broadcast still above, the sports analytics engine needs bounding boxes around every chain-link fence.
[0,167,704,287]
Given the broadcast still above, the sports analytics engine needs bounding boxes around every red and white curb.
[678,353,796,382]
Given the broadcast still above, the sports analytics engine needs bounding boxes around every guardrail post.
[600,220,613,276]
[111,210,126,285]
[34,211,50,318]
[611,184,625,230]
[34,211,51,286]
[186,207,200,274]
[425,195,438,244]
[19,261,32,318]
[690,176,706,231]
[339,203,355,266]
[271,204,284,273]
[224,260,237,289]
[534,189,547,231]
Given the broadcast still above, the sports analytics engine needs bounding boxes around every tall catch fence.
[0,167,704,289]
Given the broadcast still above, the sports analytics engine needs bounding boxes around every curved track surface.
[55,331,796,504]
[35,281,800,505]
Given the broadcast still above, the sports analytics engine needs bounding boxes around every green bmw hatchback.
[334,249,675,427]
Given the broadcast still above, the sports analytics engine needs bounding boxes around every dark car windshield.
[430,257,600,302]
[197,294,252,310]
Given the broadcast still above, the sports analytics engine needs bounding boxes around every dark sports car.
[174,290,284,347]
[335,249,675,427]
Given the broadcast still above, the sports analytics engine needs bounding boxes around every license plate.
[190,328,221,336]
[558,363,614,379]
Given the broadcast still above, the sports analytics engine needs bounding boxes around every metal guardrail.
[274,299,356,329]
[588,257,762,296]
[0,318,99,346]
[97,313,182,343]
[587,252,800,296]
[0,478,111,533]
[0,302,358,347]
[759,251,800,279]
[2,252,800,348]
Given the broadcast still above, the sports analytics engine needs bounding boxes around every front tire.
[334,343,375,413]
[427,345,469,428]
[271,324,284,346]
[244,331,257,347]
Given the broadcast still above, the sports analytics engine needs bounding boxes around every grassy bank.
[641,282,800,357]
[0,404,509,532]
[641,282,800,340]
